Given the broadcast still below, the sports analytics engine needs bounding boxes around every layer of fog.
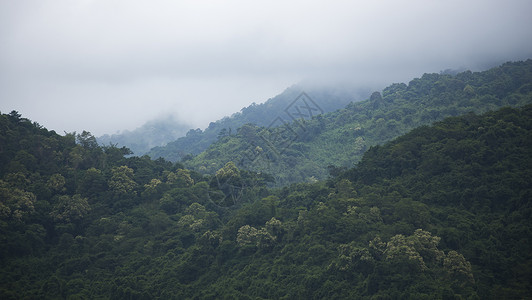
[1,0,531,136]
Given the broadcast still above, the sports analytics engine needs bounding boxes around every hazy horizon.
[1,0,532,136]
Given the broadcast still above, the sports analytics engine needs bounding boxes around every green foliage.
[51,194,91,223]
[183,60,532,186]
[148,85,356,161]
[108,166,137,197]
[0,61,531,299]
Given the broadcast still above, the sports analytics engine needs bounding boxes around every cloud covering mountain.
[1,0,531,135]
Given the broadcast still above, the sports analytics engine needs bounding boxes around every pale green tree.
[265,217,283,237]
[0,179,36,220]
[176,169,194,187]
[164,171,178,184]
[214,161,243,205]
[177,214,205,232]
[108,166,137,196]
[185,203,207,218]
[385,234,427,271]
[47,174,66,193]
[444,250,475,285]
[215,161,240,182]
[237,221,277,250]
[410,229,444,263]
[236,225,259,247]
[255,228,276,249]
[51,194,91,223]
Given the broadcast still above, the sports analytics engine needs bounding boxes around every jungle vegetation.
[1,103,531,298]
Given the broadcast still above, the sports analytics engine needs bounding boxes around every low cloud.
[1,0,531,135]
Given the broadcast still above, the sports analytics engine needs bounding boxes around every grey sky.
[1,0,531,136]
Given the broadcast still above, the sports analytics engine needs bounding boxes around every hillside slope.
[1,105,530,298]
[184,60,532,185]
[147,84,365,161]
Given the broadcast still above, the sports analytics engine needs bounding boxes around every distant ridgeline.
[147,84,361,161]
[1,103,531,298]
[96,116,192,157]
[182,60,532,186]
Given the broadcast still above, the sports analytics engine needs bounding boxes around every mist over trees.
[97,116,192,156]
[147,84,364,162]
[1,60,531,299]
[181,60,532,185]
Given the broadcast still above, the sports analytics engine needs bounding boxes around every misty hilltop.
[146,84,368,161]
[1,96,531,298]
[2,1,531,136]
[158,60,532,186]
[1,0,532,298]
[97,116,192,157]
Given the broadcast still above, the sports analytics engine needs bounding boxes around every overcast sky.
[1,0,531,136]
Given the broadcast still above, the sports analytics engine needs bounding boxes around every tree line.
[1,102,531,298]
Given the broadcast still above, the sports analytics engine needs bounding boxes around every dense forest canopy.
[1,103,531,298]
[147,84,361,162]
[1,60,531,299]
[181,60,532,186]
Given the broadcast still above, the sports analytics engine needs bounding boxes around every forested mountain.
[0,110,272,298]
[147,84,364,161]
[1,103,531,298]
[182,60,532,186]
[97,115,191,156]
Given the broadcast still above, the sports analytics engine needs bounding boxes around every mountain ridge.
[97,115,192,156]
[182,59,532,185]
[1,103,530,298]
[147,84,369,161]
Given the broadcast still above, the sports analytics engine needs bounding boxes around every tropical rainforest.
[174,60,532,186]
[1,60,531,299]
[147,84,359,162]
